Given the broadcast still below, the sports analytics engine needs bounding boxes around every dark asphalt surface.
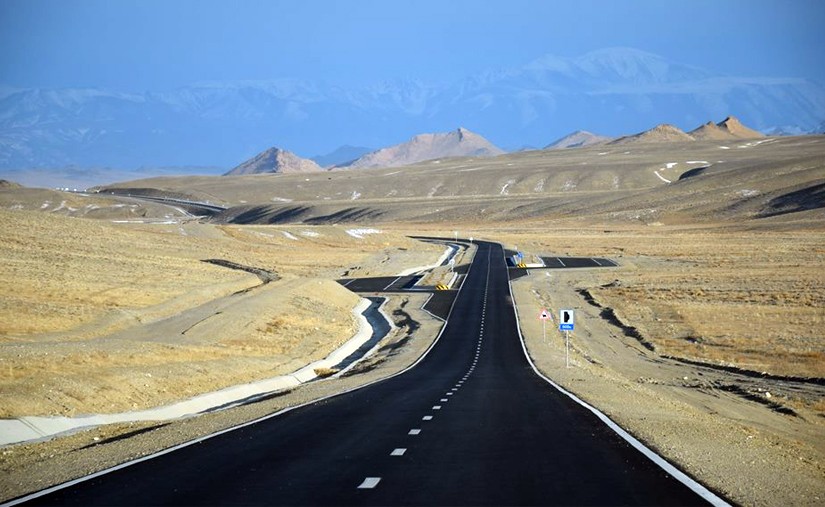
[541,257,617,269]
[20,241,715,506]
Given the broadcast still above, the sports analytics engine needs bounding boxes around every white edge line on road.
[2,237,473,507]
[505,256,730,507]
[383,276,402,291]
[420,293,445,322]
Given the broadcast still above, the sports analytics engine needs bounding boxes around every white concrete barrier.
[0,298,382,447]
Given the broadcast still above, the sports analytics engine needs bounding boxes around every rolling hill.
[225,148,323,175]
[100,134,825,226]
[341,127,504,169]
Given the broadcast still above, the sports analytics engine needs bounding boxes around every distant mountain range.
[1,47,824,173]
[229,128,503,175]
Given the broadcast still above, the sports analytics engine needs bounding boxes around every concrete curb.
[0,298,381,447]
[396,245,454,276]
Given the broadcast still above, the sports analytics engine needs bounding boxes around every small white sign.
[539,309,550,320]
[559,309,574,331]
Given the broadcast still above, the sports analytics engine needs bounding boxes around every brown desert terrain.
[1,132,824,505]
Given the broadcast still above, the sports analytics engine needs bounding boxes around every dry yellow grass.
[0,208,443,417]
[489,224,825,378]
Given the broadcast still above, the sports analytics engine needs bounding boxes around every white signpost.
[539,308,550,343]
[559,309,575,368]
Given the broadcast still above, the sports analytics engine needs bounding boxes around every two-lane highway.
[16,240,723,506]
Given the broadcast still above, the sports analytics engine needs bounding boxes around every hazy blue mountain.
[310,145,373,168]
[1,48,824,171]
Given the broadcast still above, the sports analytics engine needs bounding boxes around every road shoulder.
[510,271,825,506]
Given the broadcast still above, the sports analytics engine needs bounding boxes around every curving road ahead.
[17,240,723,506]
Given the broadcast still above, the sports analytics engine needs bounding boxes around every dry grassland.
[490,224,825,379]
[0,208,443,417]
[492,223,825,505]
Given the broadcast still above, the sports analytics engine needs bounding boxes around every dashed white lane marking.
[423,415,433,421]
[391,448,406,456]
[358,477,381,489]
[409,429,421,435]
[451,388,458,391]
[433,405,442,410]
[557,257,566,267]
[440,398,448,402]
[447,392,454,396]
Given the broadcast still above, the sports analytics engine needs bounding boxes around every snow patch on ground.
[500,179,515,196]
[272,197,293,202]
[738,139,774,149]
[613,175,620,189]
[346,228,381,239]
[562,180,577,191]
[665,162,678,169]
[52,201,78,212]
[654,171,672,184]
[534,179,545,193]
[282,231,299,241]
[428,184,443,198]
[686,161,709,165]
[719,146,730,150]
[40,202,51,209]
[350,191,361,200]
[301,231,320,238]
[737,189,760,198]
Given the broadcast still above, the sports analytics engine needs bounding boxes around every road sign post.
[559,310,575,368]
[539,309,550,344]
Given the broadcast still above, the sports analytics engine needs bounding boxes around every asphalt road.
[18,240,720,506]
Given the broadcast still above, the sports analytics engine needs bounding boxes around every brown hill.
[717,116,765,139]
[0,179,22,189]
[609,124,695,145]
[225,148,322,176]
[544,130,612,149]
[689,121,736,140]
[344,127,504,169]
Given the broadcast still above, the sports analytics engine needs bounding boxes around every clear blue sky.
[1,0,824,91]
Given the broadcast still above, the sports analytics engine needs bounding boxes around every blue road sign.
[559,309,574,331]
